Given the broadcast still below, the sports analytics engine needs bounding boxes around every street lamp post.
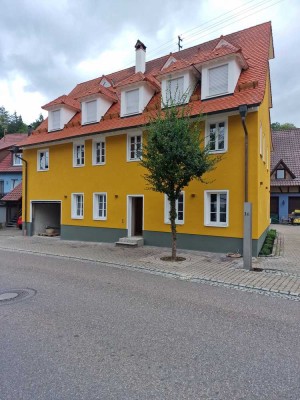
[239,105,252,271]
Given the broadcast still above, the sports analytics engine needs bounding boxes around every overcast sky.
[0,0,298,126]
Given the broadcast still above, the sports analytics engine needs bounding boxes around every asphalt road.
[0,249,299,400]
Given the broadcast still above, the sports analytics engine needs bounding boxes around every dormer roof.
[75,85,118,103]
[100,75,113,87]
[116,72,160,92]
[271,159,296,178]
[156,59,192,78]
[42,95,81,112]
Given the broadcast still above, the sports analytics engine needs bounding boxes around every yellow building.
[18,22,274,256]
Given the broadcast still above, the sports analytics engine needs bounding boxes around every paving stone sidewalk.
[0,225,300,300]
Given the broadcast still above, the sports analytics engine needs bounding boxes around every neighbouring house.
[270,129,300,222]
[0,133,26,226]
[17,22,273,255]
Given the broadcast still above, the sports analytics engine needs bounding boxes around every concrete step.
[115,236,144,247]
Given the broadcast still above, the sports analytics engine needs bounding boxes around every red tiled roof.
[19,22,273,148]
[2,182,22,201]
[0,153,22,172]
[42,95,81,111]
[116,72,161,91]
[0,133,28,151]
[75,85,118,102]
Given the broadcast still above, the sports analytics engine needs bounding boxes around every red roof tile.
[2,182,22,201]
[19,22,273,148]
[0,133,28,151]
[42,95,81,111]
[0,153,22,172]
[75,85,118,102]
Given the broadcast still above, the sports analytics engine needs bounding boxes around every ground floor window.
[93,193,107,220]
[204,190,228,227]
[164,192,184,225]
[72,193,84,219]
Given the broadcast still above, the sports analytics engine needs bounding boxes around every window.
[167,76,184,104]
[125,89,139,115]
[206,118,228,153]
[208,64,228,97]
[164,192,185,225]
[85,100,97,123]
[128,134,142,161]
[72,193,84,219]
[205,191,228,227]
[73,143,85,166]
[0,180,4,197]
[37,149,49,171]
[276,169,285,179]
[11,179,18,190]
[13,153,22,166]
[93,140,105,165]
[93,193,107,220]
[52,109,61,130]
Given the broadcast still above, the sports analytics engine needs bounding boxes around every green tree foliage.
[140,100,218,260]
[0,105,43,138]
[7,111,27,134]
[271,122,297,131]
[30,113,44,130]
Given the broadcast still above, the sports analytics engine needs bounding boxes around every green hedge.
[259,229,276,256]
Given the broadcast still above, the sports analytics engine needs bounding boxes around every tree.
[31,113,44,130]
[140,99,218,260]
[7,111,27,133]
[271,122,297,131]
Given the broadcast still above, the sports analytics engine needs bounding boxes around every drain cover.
[0,289,36,305]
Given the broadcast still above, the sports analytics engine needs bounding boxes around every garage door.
[288,197,300,214]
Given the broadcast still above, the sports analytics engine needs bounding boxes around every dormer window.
[125,89,139,115]
[208,64,228,97]
[86,100,97,123]
[167,76,184,104]
[52,109,61,130]
[276,169,285,179]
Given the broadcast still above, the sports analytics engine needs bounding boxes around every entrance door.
[128,196,143,237]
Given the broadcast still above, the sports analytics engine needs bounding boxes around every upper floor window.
[206,118,228,153]
[93,140,105,165]
[93,193,107,220]
[73,142,85,167]
[72,193,84,219]
[167,76,184,104]
[85,100,97,124]
[13,153,22,166]
[127,133,142,161]
[276,169,285,179]
[125,89,139,115]
[204,190,228,227]
[37,149,49,171]
[164,192,185,225]
[52,109,61,130]
[208,64,228,97]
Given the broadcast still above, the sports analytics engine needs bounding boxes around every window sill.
[82,121,98,125]
[72,216,84,220]
[73,164,85,168]
[93,217,107,221]
[208,149,227,154]
[37,169,49,172]
[164,221,184,225]
[92,162,106,166]
[205,222,228,228]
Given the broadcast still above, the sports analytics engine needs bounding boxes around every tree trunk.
[169,197,177,260]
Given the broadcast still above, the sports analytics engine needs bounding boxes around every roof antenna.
[178,35,183,51]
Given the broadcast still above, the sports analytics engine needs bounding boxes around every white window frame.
[73,142,85,167]
[164,192,185,225]
[37,149,49,171]
[204,190,229,227]
[51,109,61,131]
[208,64,228,97]
[72,193,84,219]
[13,153,22,166]
[276,169,285,179]
[127,132,142,161]
[205,117,228,153]
[93,192,107,220]
[92,139,106,165]
[125,88,140,115]
[166,76,184,105]
[85,99,97,124]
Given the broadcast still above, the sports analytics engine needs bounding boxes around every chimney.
[27,125,33,136]
[135,40,146,73]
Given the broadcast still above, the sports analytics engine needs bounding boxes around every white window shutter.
[86,100,97,122]
[126,89,139,114]
[52,110,60,130]
[209,65,228,96]
[168,77,184,103]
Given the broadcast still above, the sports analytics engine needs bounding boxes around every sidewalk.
[0,225,300,300]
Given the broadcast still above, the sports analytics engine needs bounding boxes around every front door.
[129,196,143,237]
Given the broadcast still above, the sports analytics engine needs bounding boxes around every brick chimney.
[135,40,146,73]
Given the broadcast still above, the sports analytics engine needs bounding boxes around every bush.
[259,229,277,256]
